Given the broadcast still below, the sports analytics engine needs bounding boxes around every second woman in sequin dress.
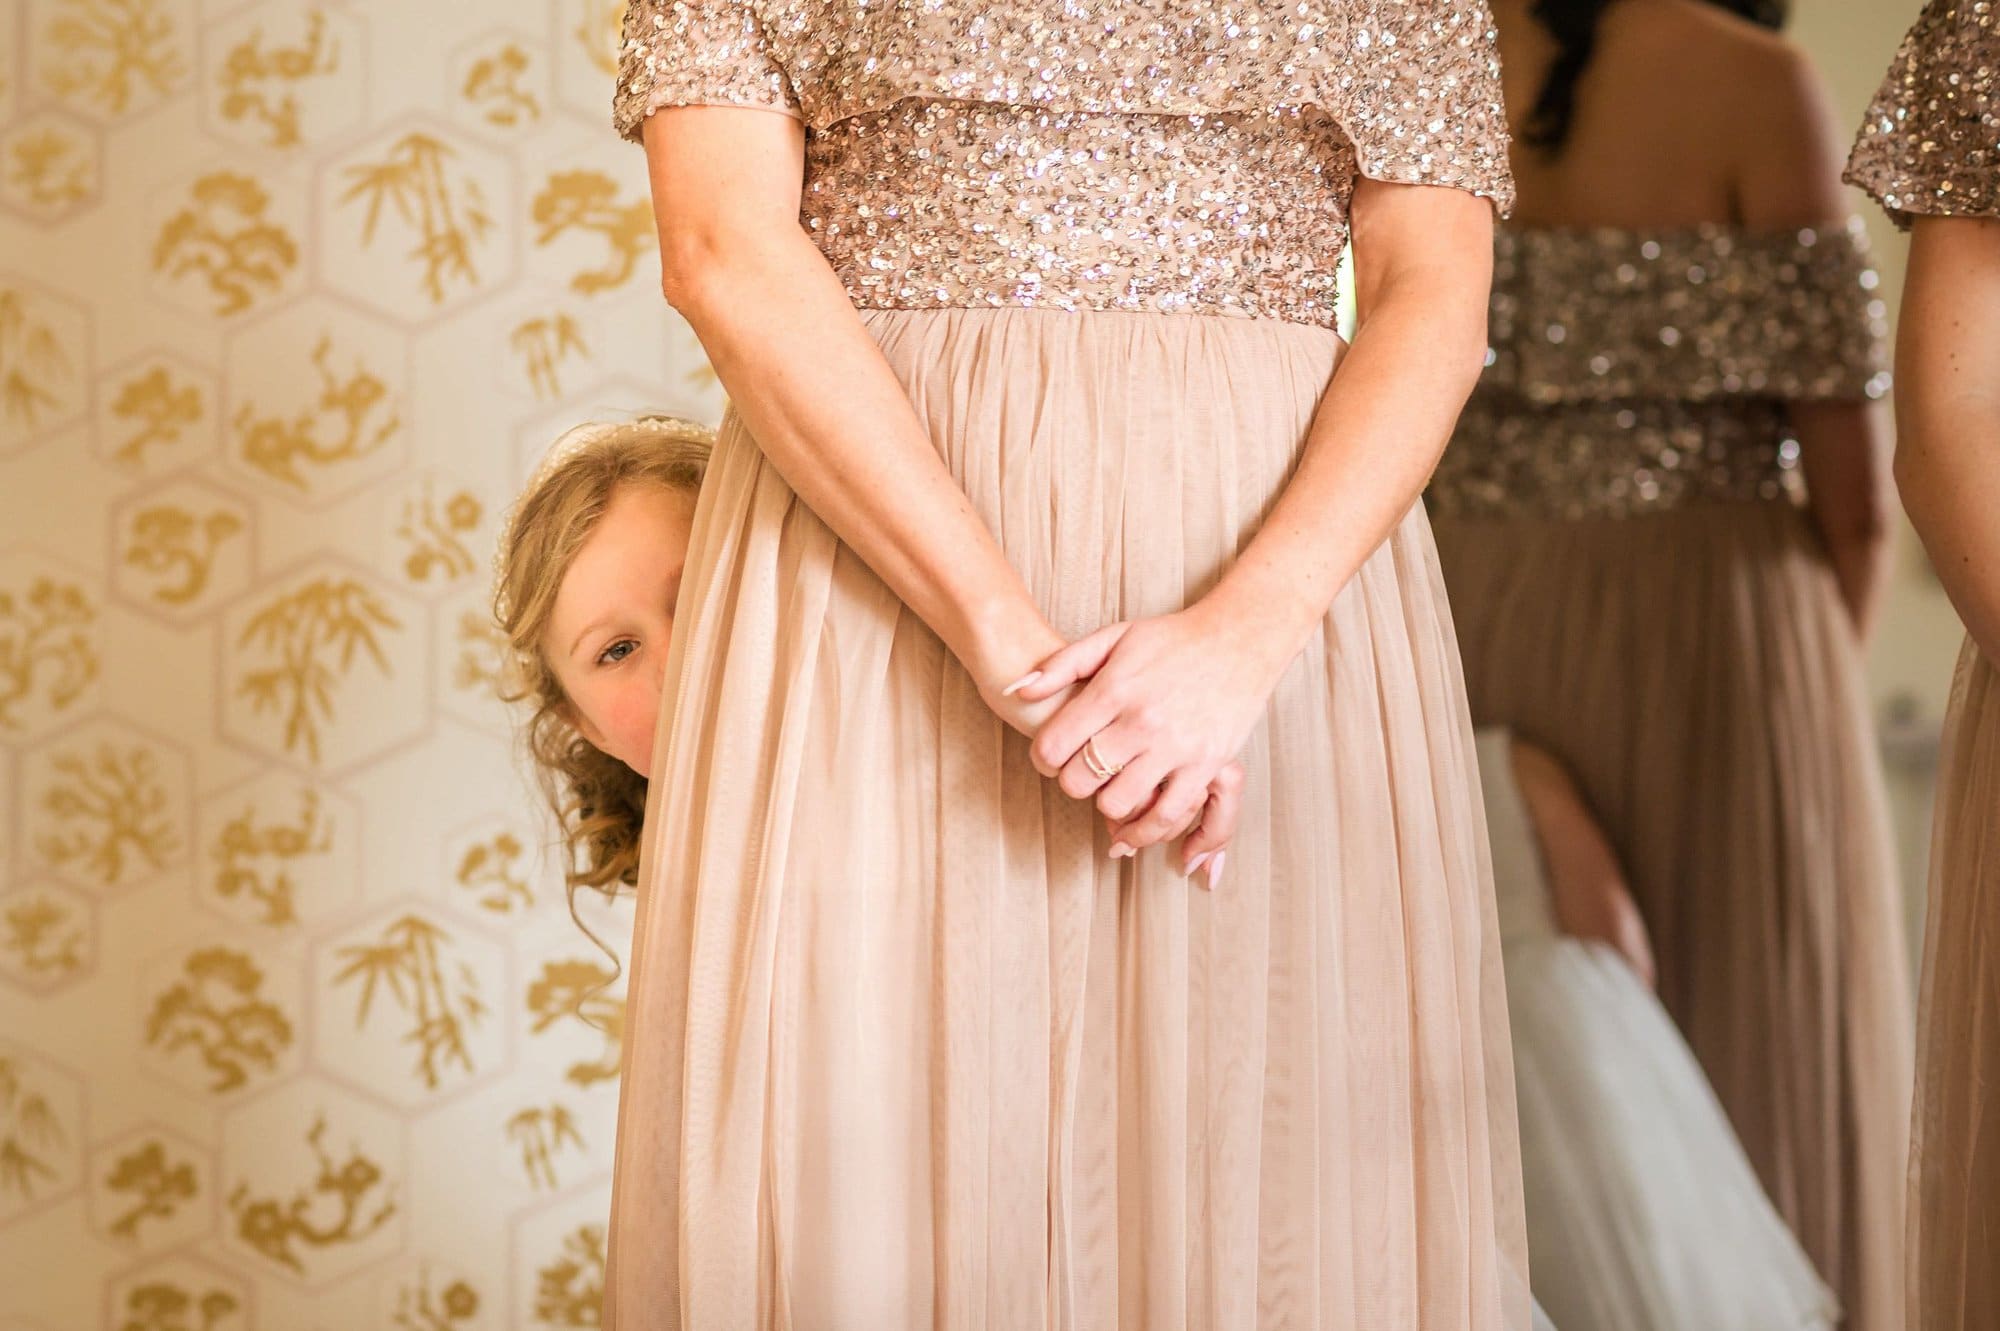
[602,1,1532,1326]
[1847,3,2000,1325]
[1427,2,1915,1327]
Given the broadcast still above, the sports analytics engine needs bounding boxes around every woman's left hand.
[1007,603,1289,859]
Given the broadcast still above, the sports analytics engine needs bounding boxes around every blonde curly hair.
[493,414,713,963]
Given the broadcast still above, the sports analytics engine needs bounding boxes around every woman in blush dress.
[603,0,1533,1327]
[1426,2,1915,1326]
[1847,4,2000,1324]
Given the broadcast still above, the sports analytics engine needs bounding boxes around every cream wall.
[0,2,1957,1328]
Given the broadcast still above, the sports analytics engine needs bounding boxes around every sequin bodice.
[1428,222,1889,520]
[1845,0,2000,226]
[613,0,1512,328]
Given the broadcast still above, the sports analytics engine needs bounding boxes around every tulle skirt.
[601,307,1530,1330]
[1909,639,2000,1331]
[1433,501,1913,1331]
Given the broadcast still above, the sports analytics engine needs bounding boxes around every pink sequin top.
[1845,0,2000,226]
[613,0,1514,329]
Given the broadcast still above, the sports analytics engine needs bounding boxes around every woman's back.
[1494,0,1841,229]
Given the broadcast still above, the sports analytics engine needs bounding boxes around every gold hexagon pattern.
[0,2,721,1325]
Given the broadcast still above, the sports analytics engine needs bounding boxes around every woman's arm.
[1508,739,1655,988]
[1894,216,2000,661]
[1016,179,1497,847]
[643,106,1064,729]
[1739,41,1894,638]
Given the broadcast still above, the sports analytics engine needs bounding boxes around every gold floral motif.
[123,504,244,605]
[1,892,87,978]
[226,1112,396,1274]
[451,608,509,700]
[39,0,186,114]
[455,830,533,914]
[391,1262,482,1330]
[511,312,589,398]
[215,9,339,150]
[234,577,400,765]
[144,947,293,1094]
[526,958,623,1089]
[35,742,180,887]
[533,1222,606,1328]
[0,1055,68,1201]
[102,1138,198,1241]
[532,171,650,295]
[234,334,400,491]
[0,576,97,730]
[572,0,624,76]
[398,481,482,584]
[0,286,76,429]
[5,127,94,209]
[505,1102,585,1191]
[210,788,333,928]
[461,43,539,128]
[109,365,205,467]
[331,914,488,1090]
[340,132,493,304]
[115,1278,242,1331]
[151,172,300,317]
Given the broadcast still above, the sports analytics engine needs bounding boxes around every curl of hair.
[492,415,712,1011]
[1522,0,1791,156]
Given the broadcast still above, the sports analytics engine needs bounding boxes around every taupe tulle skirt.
[1432,500,1914,1331]
[602,307,1530,1330]
[1910,639,2000,1331]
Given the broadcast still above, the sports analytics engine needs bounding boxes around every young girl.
[491,414,713,953]
[1479,724,1837,1331]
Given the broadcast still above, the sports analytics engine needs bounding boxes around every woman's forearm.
[647,110,1060,694]
[1794,399,1893,639]
[1201,185,1492,674]
[1895,217,2000,662]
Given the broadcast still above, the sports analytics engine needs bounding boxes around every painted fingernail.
[1206,851,1227,891]
[1186,851,1214,880]
[1000,671,1041,697]
[1109,840,1134,859]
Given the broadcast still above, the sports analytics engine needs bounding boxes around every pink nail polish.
[1186,851,1214,878]
[1001,670,1042,697]
[1206,851,1227,891]
[1109,841,1133,859]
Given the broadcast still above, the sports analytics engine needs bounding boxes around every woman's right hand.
[1509,738,1657,989]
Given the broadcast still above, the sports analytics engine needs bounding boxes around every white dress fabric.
[1476,727,1838,1331]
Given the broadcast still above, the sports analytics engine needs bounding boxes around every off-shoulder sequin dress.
[1426,223,1915,1331]
[606,2,1530,1328]
[1847,4,2000,1325]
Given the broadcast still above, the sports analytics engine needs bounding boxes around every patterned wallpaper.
[0,2,723,1327]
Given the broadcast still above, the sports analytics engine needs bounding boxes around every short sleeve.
[1843,0,2000,227]
[1336,0,1516,215]
[613,0,801,145]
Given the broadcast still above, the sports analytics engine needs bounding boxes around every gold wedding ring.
[1082,734,1124,781]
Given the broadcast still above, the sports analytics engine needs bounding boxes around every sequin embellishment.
[1845,0,2000,226]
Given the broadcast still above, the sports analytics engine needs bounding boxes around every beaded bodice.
[1846,0,2000,226]
[1429,221,1890,520]
[613,0,1513,328]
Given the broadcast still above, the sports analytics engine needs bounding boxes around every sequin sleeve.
[613,0,801,144]
[1844,0,2000,226]
[1335,0,1516,215]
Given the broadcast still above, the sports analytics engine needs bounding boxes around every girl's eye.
[596,638,638,666]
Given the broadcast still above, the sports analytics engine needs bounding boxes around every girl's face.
[542,481,698,776]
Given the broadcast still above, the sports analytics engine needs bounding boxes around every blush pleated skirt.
[602,306,1530,1331]
[1909,639,2000,1331]
[1432,500,1914,1331]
